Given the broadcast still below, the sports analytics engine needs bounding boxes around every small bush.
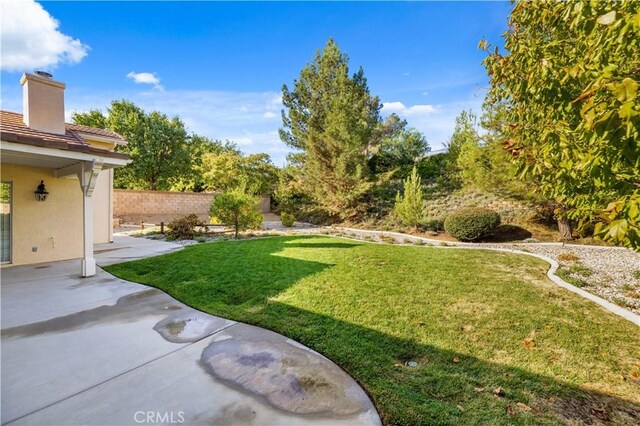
[444,208,501,241]
[168,214,201,240]
[281,212,295,227]
[210,183,263,238]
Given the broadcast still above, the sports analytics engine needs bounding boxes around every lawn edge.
[311,227,640,327]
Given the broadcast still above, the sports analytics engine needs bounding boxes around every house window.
[1,181,11,263]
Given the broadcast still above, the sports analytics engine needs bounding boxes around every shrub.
[394,166,424,229]
[444,208,501,241]
[167,214,201,240]
[281,212,295,227]
[210,184,263,238]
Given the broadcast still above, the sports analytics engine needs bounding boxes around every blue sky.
[1,1,511,165]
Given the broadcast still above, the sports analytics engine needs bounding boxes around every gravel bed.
[486,243,640,314]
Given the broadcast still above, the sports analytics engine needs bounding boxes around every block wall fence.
[113,189,270,224]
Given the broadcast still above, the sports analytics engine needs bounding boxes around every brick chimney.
[20,71,66,135]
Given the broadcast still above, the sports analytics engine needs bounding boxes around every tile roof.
[0,110,128,160]
[66,122,126,141]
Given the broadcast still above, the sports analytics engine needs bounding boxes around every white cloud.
[0,0,89,72]
[382,101,439,116]
[263,111,277,119]
[0,76,481,163]
[126,72,163,91]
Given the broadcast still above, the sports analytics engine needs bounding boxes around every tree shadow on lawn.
[106,236,640,425]
[107,236,358,309]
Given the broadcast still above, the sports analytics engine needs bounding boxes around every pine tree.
[280,38,381,219]
[394,166,424,230]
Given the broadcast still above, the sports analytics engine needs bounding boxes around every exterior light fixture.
[34,180,49,201]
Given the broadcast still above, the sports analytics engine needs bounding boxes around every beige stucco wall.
[1,163,83,266]
[92,168,113,244]
[21,74,66,135]
[83,136,116,244]
[0,163,115,266]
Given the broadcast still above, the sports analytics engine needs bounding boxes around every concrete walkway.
[1,236,380,425]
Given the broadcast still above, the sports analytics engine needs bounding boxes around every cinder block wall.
[114,189,270,224]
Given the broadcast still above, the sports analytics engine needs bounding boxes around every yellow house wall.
[1,162,116,265]
[92,168,113,244]
[1,163,83,265]
[84,136,116,244]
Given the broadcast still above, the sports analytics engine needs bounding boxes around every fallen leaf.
[516,402,531,412]
[456,404,465,412]
[474,387,485,392]
[597,10,616,25]
[453,357,460,363]
[506,404,516,416]
[493,387,504,397]
[523,330,537,349]
[543,324,553,329]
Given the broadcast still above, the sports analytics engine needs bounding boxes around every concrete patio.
[1,236,380,425]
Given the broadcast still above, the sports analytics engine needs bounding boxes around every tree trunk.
[557,218,572,240]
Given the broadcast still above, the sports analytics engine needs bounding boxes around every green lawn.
[106,235,640,425]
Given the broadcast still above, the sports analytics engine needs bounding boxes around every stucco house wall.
[92,167,113,244]
[1,164,84,265]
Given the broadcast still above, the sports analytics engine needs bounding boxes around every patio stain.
[153,311,231,343]
[0,289,183,339]
[207,403,257,425]
[199,336,372,416]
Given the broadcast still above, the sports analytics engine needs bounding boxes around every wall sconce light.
[34,180,49,201]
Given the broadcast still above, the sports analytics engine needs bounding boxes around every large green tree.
[454,105,535,199]
[201,150,279,195]
[170,137,239,192]
[280,38,381,219]
[72,100,191,191]
[445,110,480,189]
[369,113,430,174]
[482,1,640,248]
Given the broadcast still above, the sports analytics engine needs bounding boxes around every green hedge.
[444,208,501,241]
